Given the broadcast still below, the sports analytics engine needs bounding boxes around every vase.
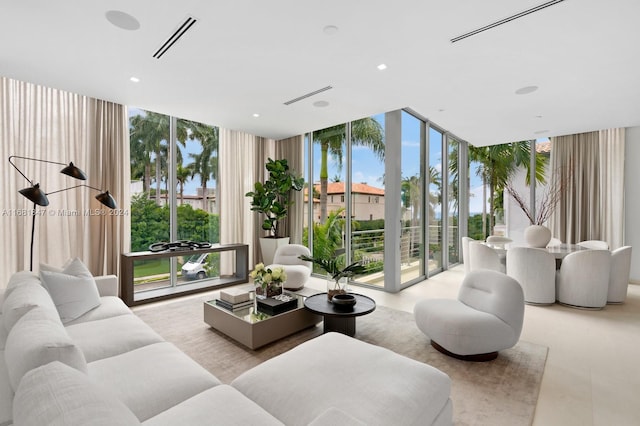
[524,225,552,248]
[327,276,347,301]
[255,280,283,299]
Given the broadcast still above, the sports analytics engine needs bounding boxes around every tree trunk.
[201,182,208,212]
[320,142,329,223]
[482,180,487,238]
[155,149,161,205]
[179,182,184,206]
[144,163,151,200]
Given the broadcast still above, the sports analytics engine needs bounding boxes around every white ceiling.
[1,0,639,146]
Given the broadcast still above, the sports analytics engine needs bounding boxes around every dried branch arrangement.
[505,164,573,226]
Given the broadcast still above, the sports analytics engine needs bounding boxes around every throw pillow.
[40,258,101,324]
[14,361,141,426]
[4,307,87,391]
[39,258,74,274]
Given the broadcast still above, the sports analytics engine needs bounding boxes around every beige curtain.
[219,128,273,273]
[275,135,304,244]
[0,77,129,285]
[550,129,625,248]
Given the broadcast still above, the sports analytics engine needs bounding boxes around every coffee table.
[203,292,321,349]
[304,293,376,337]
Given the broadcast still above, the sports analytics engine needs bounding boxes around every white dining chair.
[608,246,632,304]
[507,247,556,305]
[461,237,475,274]
[556,250,611,309]
[577,240,609,250]
[468,241,505,273]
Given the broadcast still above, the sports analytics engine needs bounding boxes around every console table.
[120,243,248,306]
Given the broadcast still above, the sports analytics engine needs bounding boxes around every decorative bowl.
[331,293,356,310]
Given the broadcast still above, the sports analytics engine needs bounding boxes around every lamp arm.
[46,184,103,196]
[8,156,38,185]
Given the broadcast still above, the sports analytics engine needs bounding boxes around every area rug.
[133,294,547,426]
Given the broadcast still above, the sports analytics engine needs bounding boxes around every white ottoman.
[231,332,452,425]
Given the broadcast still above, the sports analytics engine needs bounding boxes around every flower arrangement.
[250,263,287,298]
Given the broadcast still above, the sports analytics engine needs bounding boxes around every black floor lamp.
[8,155,117,271]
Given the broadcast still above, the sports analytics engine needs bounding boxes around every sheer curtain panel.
[0,77,129,286]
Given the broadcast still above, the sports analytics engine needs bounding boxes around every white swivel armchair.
[608,246,632,304]
[267,244,312,290]
[556,250,611,309]
[468,241,505,273]
[414,269,525,361]
[507,247,556,305]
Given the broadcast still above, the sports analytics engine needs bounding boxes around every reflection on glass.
[132,258,171,292]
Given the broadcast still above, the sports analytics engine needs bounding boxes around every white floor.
[303,266,640,426]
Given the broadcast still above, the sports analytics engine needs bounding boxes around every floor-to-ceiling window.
[350,114,386,287]
[128,108,219,295]
[428,127,443,273]
[447,136,460,264]
[400,111,424,284]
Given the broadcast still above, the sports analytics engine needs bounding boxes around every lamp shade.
[95,191,117,209]
[19,184,49,206]
[60,162,87,180]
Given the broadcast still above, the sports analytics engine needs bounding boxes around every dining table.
[483,242,591,268]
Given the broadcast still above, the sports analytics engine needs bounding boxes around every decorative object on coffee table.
[304,293,375,336]
[331,293,357,311]
[298,255,366,301]
[250,263,287,299]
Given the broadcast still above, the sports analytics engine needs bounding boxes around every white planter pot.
[259,237,289,265]
[524,225,552,248]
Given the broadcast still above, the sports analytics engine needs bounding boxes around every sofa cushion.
[308,407,366,426]
[143,385,283,426]
[13,361,141,426]
[2,281,56,332]
[66,314,164,362]
[64,296,132,325]
[40,258,101,324]
[0,349,13,426]
[231,332,452,426]
[88,342,221,421]
[5,307,87,390]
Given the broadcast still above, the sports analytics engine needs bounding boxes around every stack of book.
[215,288,252,312]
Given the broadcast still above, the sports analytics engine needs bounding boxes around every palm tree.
[313,118,384,222]
[183,121,218,211]
[129,112,187,202]
[175,163,193,205]
[469,141,547,235]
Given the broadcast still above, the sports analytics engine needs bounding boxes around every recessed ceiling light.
[313,100,330,108]
[535,115,543,118]
[515,85,538,95]
[130,76,140,83]
[105,10,140,31]
[534,129,549,134]
[323,25,339,35]
[438,108,446,112]
[252,113,260,118]
[377,63,387,71]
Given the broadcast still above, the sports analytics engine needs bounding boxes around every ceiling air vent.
[284,86,333,106]
[450,0,566,43]
[153,15,198,59]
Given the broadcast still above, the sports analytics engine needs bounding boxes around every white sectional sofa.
[1,270,452,425]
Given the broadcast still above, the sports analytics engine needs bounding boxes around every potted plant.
[298,254,366,301]
[246,158,304,264]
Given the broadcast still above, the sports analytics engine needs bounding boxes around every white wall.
[625,126,640,282]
